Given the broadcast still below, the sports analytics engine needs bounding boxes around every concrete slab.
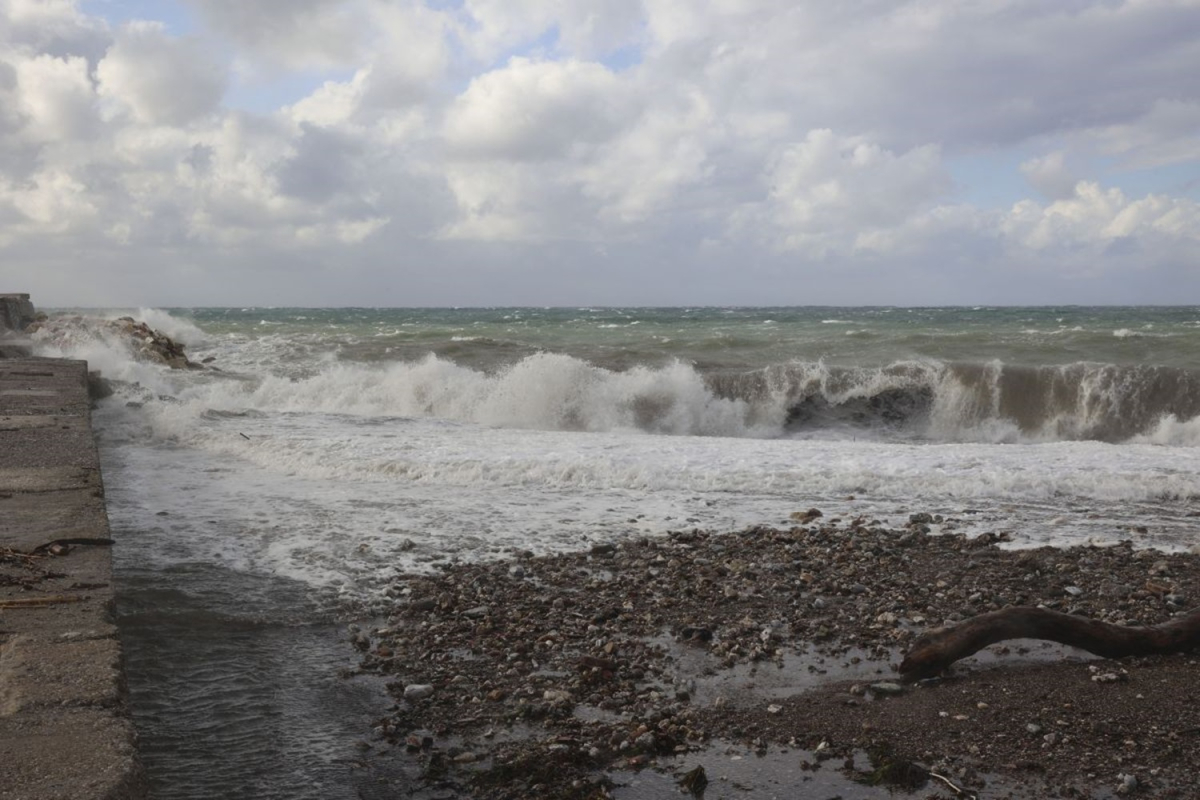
[0,636,123,714]
[0,468,99,493]
[0,709,142,800]
[0,357,145,799]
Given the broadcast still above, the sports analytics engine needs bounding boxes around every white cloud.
[96,22,227,126]
[287,70,368,128]
[1003,181,1200,251]
[444,57,629,161]
[12,53,98,141]
[580,88,717,223]
[734,129,952,256]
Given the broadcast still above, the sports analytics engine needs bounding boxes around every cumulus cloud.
[12,53,98,141]
[444,57,629,161]
[1003,182,1200,252]
[733,129,952,256]
[96,22,227,126]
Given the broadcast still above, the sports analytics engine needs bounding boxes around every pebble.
[869,682,904,696]
[1115,773,1138,795]
[404,684,435,700]
[1027,723,1044,735]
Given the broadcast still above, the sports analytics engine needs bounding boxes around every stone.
[869,682,904,696]
[1116,773,1138,795]
[404,684,435,700]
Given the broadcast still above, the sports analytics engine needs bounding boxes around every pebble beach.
[355,516,1200,799]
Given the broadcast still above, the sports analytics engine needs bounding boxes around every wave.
[32,312,1200,446]
[138,355,1200,446]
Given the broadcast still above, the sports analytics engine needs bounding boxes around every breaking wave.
[31,313,1200,445]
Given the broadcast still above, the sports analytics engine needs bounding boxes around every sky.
[1,0,1199,307]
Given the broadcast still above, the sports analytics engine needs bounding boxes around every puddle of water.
[651,634,901,707]
[610,740,1047,800]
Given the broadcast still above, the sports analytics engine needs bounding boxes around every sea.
[28,305,1200,799]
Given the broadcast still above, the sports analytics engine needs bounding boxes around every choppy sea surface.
[31,306,1200,798]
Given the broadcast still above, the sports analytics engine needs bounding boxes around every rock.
[677,765,707,794]
[1116,773,1138,795]
[405,730,434,750]
[404,684,435,700]
[543,689,572,704]
[1026,723,1044,735]
[87,371,114,400]
[870,682,905,696]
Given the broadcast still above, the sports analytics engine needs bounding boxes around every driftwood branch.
[899,605,1200,681]
[0,594,89,609]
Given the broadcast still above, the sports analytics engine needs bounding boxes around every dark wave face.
[704,360,1200,443]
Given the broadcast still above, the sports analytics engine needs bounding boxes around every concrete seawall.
[0,358,147,799]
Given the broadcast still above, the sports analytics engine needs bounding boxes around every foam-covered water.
[33,306,1200,605]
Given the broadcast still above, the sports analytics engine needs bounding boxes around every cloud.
[457,0,645,61]
[1090,99,1200,169]
[732,129,952,256]
[1021,151,1078,201]
[11,52,98,142]
[182,0,362,69]
[444,57,629,161]
[96,22,227,126]
[2,0,1200,306]
[1003,181,1200,252]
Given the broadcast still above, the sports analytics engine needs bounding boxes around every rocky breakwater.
[0,294,39,359]
[0,293,36,333]
[29,314,204,371]
[0,356,146,796]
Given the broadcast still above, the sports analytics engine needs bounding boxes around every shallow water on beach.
[36,306,1200,797]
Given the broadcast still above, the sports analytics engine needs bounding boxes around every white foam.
[101,404,1200,598]
[77,309,1200,604]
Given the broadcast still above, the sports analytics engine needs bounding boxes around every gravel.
[352,513,1200,799]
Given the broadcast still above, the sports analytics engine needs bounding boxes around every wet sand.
[351,513,1200,799]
